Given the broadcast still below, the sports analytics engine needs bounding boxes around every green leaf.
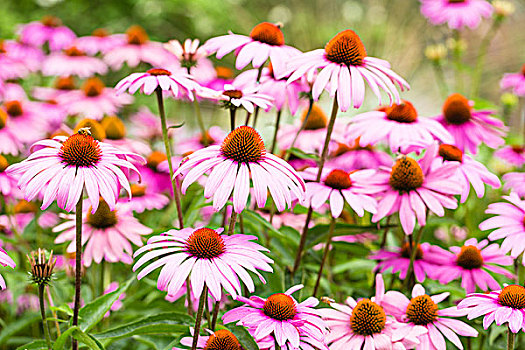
[244,210,284,239]
[223,324,259,350]
[53,326,105,350]
[78,277,133,332]
[289,147,319,161]
[0,313,40,344]
[304,223,386,249]
[93,312,194,340]
[15,340,48,350]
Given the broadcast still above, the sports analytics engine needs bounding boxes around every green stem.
[227,211,238,236]
[193,98,208,146]
[210,301,220,331]
[191,285,208,350]
[432,62,449,99]
[186,278,193,316]
[452,30,464,94]
[379,217,391,249]
[244,110,251,125]
[471,19,503,99]
[252,107,260,129]
[313,217,336,296]
[38,284,52,350]
[284,97,314,161]
[270,110,282,154]
[72,198,83,350]
[230,108,237,132]
[508,326,515,350]
[403,224,425,291]
[155,88,184,229]
[292,98,339,277]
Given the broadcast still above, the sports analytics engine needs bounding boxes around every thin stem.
[155,88,184,229]
[210,301,220,331]
[46,286,61,336]
[292,98,339,276]
[252,107,260,129]
[313,217,336,296]
[274,339,281,350]
[403,224,425,291]
[244,110,251,125]
[284,97,314,161]
[270,110,282,154]
[193,98,208,146]
[452,30,464,94]
[227,211,238,236]
[186,278,193,316]
[507,326,515,350]
[191,285,208,350]
[379,217,391,249]
[471,19,503,99]
[72,198,83,350]
[432,62,449,99]
[256,65,264,83]
[38,284,52,350]
[230,108,237,132]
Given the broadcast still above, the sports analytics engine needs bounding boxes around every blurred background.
[2,0,524,117]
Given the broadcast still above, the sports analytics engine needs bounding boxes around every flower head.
[502,172,525,197]
[203,22,301,79]
[133,226,273,301]
[17,16,76,51]
[495,145,525,166]
[223,284,328,349]
[434,93,507,153]
[383,282,478,349]
[54,200,151,266]
[426,238,514,294]
[347,100,453,153]
[175,126,305,213]
[42,46,108,78]
[7,129,145,213]
[287,29,409,111]
[74,28,126,55]
[364,143,460,234]
[176,329,242,350]
[115,68,199,100]
[459,284,525,333]
[420,0,493,29]
[0,248,15,289]
[27,248,56,286]
[204,83,274,114]
[500,64,525,97]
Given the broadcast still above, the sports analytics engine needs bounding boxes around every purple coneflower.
[42,46,108,78]
[495,145,525,167]
[17,16,76,51]
[0,248,15,289]
[502,172,525,197]
[500,64,525,97]
[74,28,126,55]
[420,0,493,29]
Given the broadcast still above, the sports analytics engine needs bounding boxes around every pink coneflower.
[32,76,77,102]
[174,126,306,213]
[0,248,15,289]
[137,151,172,194]
[434,144,500,203]
[302,167,377,218]
[206,66,234,91]
[203,22,301,79]
[370,242,441,283]
[0,200,59,235]
[320,274,427,349]
[1,100,46,144]
[277,103,346,155]
[502,172,525,197]
[0,110,24,156]
[495,145,525,166]
[133,226,273,300]
[3,40,44,72]
[286,29,409,111]
[327,140,392,171]
[42,46,107,78]
[434,93,507,154]
[54,200,151,266]
[6,130,144,213]
[74,28,126,55]
[364,143,460,235]
[458,285,525,333]
[119,184,169,213]
[115,68,198,100]
[223,284,328,349]
[104,25,173,70]
[164,38,216,85]
[234,65,308,115]
[500,64,525,97]
[426,238,514,294]
[0,42,31,80]
[175,329,243,350]
[479,192,525,264]
[0,156,18,196]
[103,282,125,318]
[129,107,164,141]
[17,16,76,51]
[383,283,478,349]
[57,77,133,120]
[176,126,226,155]
[420,0,493,30]
[99,116,151,156]
[16,293,40,315]
[206,83,274,115]
[346,101,453,153]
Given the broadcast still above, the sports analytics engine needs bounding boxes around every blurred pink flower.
[0,248,15,290]
[203,22,301,79]
[327,140,392,171]
[32,76,78,102]
[119,184,169,213]
[434,93,506,154]
[176,126,226,155]
[74,29,126,55]
[346,101,452,154]
[164,38,216,85]
[42,46,108,78]
[1,100,46,144]
[54,200,152,267]
[503,172,525,197]
[202,83,274,114]
[427,238,514,294]
[287,29,409,111]
[133,226,273,300]
[420,0,493,30]
[17,16,76,51]
[500,64,525,97]
[103,282,126,318]
[3,40,44,72]
[495,145,525,166]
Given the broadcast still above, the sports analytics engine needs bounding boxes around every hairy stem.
[507,326,515,350]
[270,110,282,154]
[284,97,314,161]
[191,285,208,350]
[230,108,237,132]
[38,284,52,350]
[72,198,83,350]
[210,301,220,331]
[313,217,336,296]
